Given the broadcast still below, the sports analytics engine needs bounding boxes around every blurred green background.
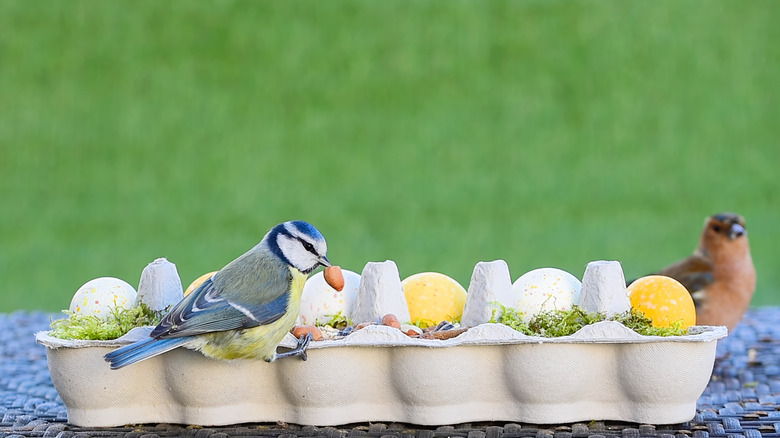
[1,1,778,313]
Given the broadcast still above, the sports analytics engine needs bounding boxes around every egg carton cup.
[36,321,726,427]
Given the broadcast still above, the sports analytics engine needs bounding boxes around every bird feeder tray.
[36,322,726,427]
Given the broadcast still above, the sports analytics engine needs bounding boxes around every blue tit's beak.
[319,255,331,268]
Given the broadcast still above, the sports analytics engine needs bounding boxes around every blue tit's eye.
[301,240,315,254]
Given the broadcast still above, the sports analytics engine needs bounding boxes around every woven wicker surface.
[2,308,779,438]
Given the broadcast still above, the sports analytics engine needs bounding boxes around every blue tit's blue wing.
[150,264,291,339]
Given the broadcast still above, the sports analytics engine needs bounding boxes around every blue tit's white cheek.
[69,277,137,319]
[511,268,582,322]
[276,234,298,258]
[299,270,360,325]
[276,234,316,271]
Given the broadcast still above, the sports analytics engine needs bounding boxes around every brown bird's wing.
[655,254,714,308]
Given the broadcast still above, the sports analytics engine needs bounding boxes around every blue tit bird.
[104,220,331,369]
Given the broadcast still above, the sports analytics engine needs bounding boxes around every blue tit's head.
[266,221,330,274]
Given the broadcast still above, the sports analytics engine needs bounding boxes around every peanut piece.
[291,325,323,341]
[381,313,402,329]
[420,328,469,340]
[324,265,345,291]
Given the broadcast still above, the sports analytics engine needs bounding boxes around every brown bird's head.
[704,212,747,241]
[697,212,750,260]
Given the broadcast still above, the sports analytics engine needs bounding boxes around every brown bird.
[653,212,756,331]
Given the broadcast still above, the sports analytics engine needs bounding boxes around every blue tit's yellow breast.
[199,267,308,362]
[278,267,306,328]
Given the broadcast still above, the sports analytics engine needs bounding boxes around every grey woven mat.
[2,308,779,438]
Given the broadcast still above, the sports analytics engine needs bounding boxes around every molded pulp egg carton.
[36,260,727,427]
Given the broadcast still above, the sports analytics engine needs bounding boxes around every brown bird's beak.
[729,222,746,240]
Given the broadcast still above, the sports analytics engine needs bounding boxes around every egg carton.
[36,260,727,427]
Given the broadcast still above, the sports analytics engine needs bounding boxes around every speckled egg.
[402,272,467,327]
[69,277,138,319]
[300,269,360,326]
[512,268,582,321]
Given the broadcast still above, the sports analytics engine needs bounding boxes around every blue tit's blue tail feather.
[104,337,191,369]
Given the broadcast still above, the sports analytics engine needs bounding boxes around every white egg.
[299,269,360,326]
[69,277,138,319]
[511,268,582,321]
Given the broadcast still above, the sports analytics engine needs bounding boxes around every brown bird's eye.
[712,225,721,232]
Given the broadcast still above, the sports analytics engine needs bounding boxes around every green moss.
[318,311,353,330]
[610,309,687,336]
[490,304,687,337]
[411,318,438,329]
[49,302,163,340]
[490,305,532,335]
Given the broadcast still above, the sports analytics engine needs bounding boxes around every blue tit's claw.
[276,332,313,361]
[337,326,354,337]
[298,331,311,361]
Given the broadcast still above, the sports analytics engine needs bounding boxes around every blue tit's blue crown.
[287,220,325,242]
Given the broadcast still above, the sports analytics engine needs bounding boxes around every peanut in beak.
[324,265,345,291]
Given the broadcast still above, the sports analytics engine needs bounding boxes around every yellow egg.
[402,272,467,327]
[627,275,696,329]
[185,271,217,296]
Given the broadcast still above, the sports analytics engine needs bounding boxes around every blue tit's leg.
[275,332,313,361]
